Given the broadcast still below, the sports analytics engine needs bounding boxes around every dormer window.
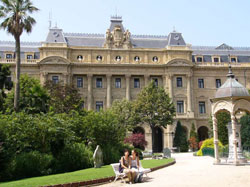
[27,55,33,60]
[213,57,220,63]
[152,56,158,62]
[6,54,13,59]
[134,56,140,62]
[196,56,203,62]
[77,55,83,61]
[96,55,102,61]
[231,57,237,63]
[115,56,121,62]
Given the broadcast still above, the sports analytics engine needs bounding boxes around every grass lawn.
[0,158,174,187]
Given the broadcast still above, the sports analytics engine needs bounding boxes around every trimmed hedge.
[197,138,224,156]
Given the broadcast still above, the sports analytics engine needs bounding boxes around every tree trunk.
[151,126,155,153]
[14,35,21,112]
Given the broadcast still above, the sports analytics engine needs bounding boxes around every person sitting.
[120,149,133,183]
[130,149,140,183]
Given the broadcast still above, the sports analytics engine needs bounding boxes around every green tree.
[4,75,49,114]
[0,64,12,111]
[240,114,250,148]
[45,80,84,114]
[110,99,137,131]
[190,123,198,141]
[216,112,230,145]
[134,81,175,152]
[173,121,189,152]
[0,0,39,112]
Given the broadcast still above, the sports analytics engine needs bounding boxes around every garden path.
[99,152,250,187]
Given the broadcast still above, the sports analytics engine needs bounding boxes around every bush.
[10,151,53,180]
[173,121,189,152]
[54,143,93,173]
[202,147,214,157]
[102,144,121,165]
[197,138,224,156]
[124,133,147,150]
[189,137,198,151]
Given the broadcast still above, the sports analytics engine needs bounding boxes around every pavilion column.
[231,113,239,165]
[144,75,150,87]
[87,74,93,110]
[126,74,131,101]
[168,74,173,98]
[212,114,220,164]
[106,74,112,108]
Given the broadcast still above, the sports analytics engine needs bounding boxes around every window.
[77,55,83,61]
[216,79,221,88]
[153,78,158,87]
[152,56,158,62]
[196,57,203,62]
[77,77,83,88]
[134,56,140,62]
[96,78,102,88]
[52,76,59,84]
[231,57,237,63]
[115,56,121,62]
[27,55,33,59]
[177,101,184,113]
[6,54,12,59]
[96,55,102,61]
[115,78,121,88]
[213,57,220,62]
[134,78,140,88]
[96,101,103,112]
[199,102,206,114]
[198,79,204,88]
[176,77,182,87]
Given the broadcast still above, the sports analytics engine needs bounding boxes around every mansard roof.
[215,66,250,99]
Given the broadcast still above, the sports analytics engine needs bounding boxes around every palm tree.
[0,0,38,112]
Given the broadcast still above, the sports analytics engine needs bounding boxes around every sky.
[0,0,250,46]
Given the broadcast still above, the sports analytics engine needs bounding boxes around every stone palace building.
[1,16,250,152]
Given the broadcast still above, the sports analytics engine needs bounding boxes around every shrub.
[102,144,121,165]
[124,133,148,150]
[197,138,224,156]
[54,143,93,173]
[189,137,198,151]
[202,147,214,157]
[10,151,53,180]
[198,141,204,149]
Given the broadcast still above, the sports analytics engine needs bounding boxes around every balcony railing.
[0,59,38,64]
[195,62,242,67]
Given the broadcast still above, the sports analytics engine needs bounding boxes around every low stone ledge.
[41,160,175,187]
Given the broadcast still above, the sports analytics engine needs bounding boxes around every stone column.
[186,74,192,113]
[106,74,112,108]
[168,74,173,98]
[144,75,150,87]
[125,75,131,100]
[212,115,220,164]
[87,74,93,110]
[231,113,239,165]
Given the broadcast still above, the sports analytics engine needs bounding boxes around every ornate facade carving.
[104,26,132,49]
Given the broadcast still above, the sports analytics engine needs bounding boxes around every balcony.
[0,59,39,64]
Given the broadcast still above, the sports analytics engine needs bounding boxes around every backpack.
[135,172,143,183]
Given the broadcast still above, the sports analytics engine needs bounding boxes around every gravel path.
[99,153,250,187]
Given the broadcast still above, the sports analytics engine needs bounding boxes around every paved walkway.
[99,153,250,187]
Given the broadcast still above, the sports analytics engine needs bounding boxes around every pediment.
[167,59,194,67]
[39,56,70,65]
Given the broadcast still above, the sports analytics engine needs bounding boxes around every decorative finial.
[49,11,52,29]
[173,26,176,32]
[227,63,235,78]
